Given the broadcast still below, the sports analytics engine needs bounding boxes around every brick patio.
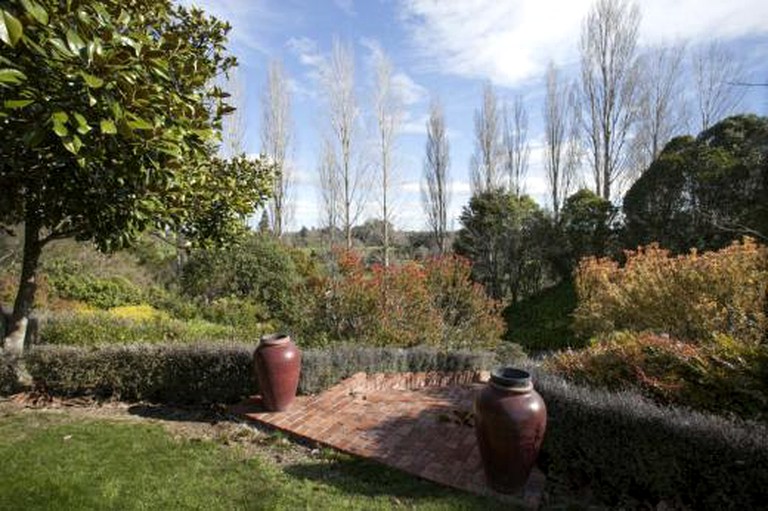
[232,371,546,509]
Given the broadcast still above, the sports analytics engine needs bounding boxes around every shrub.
[108,304,170,321]
[44,259,145,309]
[308,252,503,349]
[534,370,768,510]
[38,310,266,346]
[493,341,529,366]
[424,256,505,349]
[181,234,313,327]
[545,331,768,421]
[573,238,768,344]
[0,355,19,395]
[24,344,495,403]
[197,297,271,329]
[25,344,255,403]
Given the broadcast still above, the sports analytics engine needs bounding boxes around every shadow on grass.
[127,402,235,425]
[283,454,511,509]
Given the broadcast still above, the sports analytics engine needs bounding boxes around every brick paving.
[232,371,546,509]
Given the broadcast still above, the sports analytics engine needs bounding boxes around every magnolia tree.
[0,0,275,353]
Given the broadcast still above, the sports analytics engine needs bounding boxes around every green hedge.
[533,370,768,510]
[0,355,19,395]
[24,344,495,404]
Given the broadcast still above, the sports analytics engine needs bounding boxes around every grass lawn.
[0,406,512,510]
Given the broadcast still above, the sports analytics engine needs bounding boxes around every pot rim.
[490,367,533,392]
[259,333,291,346]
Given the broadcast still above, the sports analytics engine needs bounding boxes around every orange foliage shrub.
[573,238,768,344]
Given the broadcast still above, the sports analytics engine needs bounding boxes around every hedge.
[23,344,496,403]
[0,355,19,395]
[533,370,768,510]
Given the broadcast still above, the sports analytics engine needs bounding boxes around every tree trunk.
[2,220,43,355]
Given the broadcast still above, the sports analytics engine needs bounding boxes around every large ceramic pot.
[474,367,547,494]
[253,333,301,412]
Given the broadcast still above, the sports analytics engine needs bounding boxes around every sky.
[184,0,768,232]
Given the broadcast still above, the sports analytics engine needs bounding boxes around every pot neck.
[489,380,533,393]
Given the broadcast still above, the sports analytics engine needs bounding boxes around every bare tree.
[502,95,530,197]
[317,137,339,249]
[372,48,402,266]
[321,38,364,249]
[422,97,451,254]
[579,0,642,201]
[632,43,688,173]
[693,41,746,131]
[470,81,503,193]
[260,59,294,238]
[544,62,579,221]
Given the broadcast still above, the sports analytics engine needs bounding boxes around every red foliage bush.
[310,251,503,349]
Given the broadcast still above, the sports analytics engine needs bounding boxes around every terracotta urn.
[474,367,547,494]
[253,333,301,412]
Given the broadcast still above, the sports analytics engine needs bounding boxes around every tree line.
[253,0,750,261]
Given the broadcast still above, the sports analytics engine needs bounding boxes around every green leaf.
[0,10,23,47]
[52,120,68,137]
[66,28,85,53]
[49,37,73,57]
[117,35,141,56]
[62,135,82,154]
[4,98,33,109]
[190,129,214,140]
[127,117,153,130]
[51,111,68,137]
[157,142,182,158]
[20,0,48,25]
[73,112,91,134]
[117,9,131,26]
[100,119,117,135]
[0,68,26,85]
[92,4,110,22]
[80,72,104,88]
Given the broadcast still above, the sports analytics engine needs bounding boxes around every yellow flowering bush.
[574,237,768,344]
[108,304,169,321]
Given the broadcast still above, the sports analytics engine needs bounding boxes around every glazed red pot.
[253,333,301,412]
[474,367,547,494]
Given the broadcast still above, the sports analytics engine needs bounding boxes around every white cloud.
[286,36,325,69]
[392,72,428,106]
[398,0,768,87]
[334,0,356,17]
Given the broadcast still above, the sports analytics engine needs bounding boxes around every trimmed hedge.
[533,370,768,510]
[0,355,19,395]
[24,344,495,404]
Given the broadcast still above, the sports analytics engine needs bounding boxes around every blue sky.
[185,0,768,231]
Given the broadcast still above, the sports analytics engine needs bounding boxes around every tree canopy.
[623,115,768,252]
[455,190,550,303]
[0,0,274,351]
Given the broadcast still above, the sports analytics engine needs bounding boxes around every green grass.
[0,410,512,510]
